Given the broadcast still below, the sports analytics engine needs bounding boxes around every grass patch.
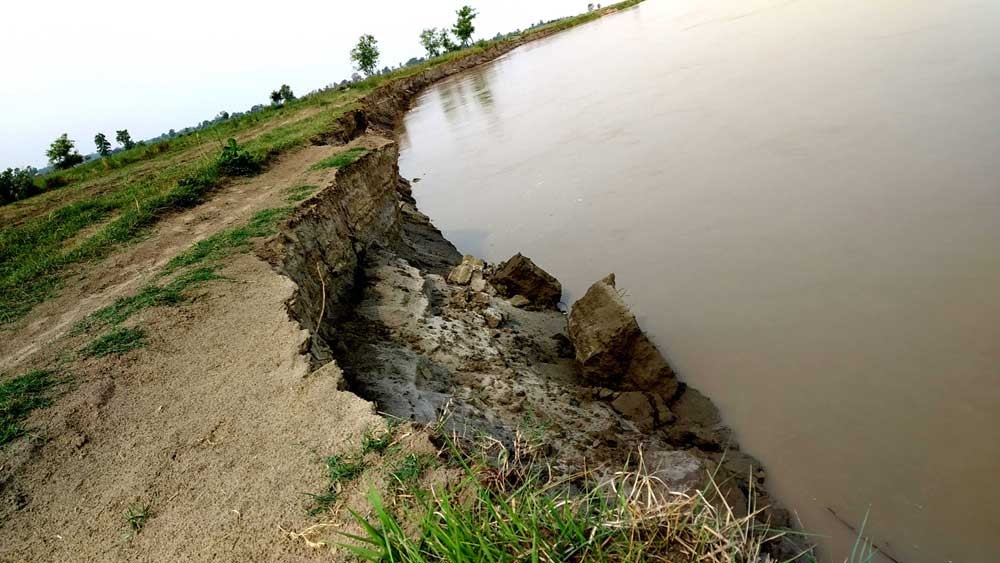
[123,503,152,536]
[310,147,368,170]
[285,184,320,203]
[75,267,222,334]
[308,454,368,516]
[74,207,289,335]
[81,327,147,358]
[341,438,783,563]
[161,207,291,275]
[0,369,58,447]
[389,454,435,487]
[361,429,394,456]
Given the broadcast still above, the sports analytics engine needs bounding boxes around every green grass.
[0,369,59,447]
[74,207,290,335]
[308,454,368,516]
[74,268,222,334]
[285,184,320,203]
[161,207,291,275]
[123,503,152,535]
[390,454,435,486]
[310,147,368,170]
[0,108,345,326]
[361,429,394,456]
[340,434,781,563]
[81,327,147,358]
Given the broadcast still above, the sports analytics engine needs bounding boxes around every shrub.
[40,175,69,191]
[216,139,260,176]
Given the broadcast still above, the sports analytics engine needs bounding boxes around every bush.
[41,175,69,191]
[216,139,260,176]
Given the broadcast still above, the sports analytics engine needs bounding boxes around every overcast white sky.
[0,0,589,169]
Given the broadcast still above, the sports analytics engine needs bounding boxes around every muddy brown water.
[398,0,1000,561]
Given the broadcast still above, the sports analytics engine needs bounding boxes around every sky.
[0,0,590,169]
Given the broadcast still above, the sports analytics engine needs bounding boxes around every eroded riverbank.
[0,3,807,559]
[260,15,803,558]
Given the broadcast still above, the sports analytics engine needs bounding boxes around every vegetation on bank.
[73,207,291,357]
[311,147,368,170]
[0,369,59,447]
[80,326,148,358]
[294,419,829,563]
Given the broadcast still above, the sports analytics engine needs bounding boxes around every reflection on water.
[399,0,1000,561]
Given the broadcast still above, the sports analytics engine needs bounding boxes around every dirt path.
[0,141,374,374]
[0,255,380,562]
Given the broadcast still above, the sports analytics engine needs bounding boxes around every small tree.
[278,84,295,102]
[453,5,478,47]
[438,28,457,52]
[115,129,135,150]
[420,28,443,58]
[270,90,282,105]
[351,34,380,77]
[94,133,112,157]
[46,134,84,170]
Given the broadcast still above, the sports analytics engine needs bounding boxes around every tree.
[420,28,443,58]
[453,5,478,46]
[351,34,380,77]
[46,134,84,170]
[0,167,37,204]
[278,84,295,102]
[438,28,457,52]
[115,129,135,150]
[94,133,111,157]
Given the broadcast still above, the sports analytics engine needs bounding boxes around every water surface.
[399,1,1000,560]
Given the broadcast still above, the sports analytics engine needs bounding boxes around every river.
[398,0,1000,560]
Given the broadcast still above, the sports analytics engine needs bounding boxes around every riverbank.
[1,2,808,560]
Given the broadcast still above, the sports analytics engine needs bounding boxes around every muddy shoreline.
[262,20,803,559]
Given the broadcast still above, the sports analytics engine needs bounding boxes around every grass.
[310,147,368,170]
[285,184,320,203]
[308,420,404,516]
[0,108,342,326]
[74,206,290,335]
[123,503,153,536]
[390,453,435,486]
[0,369,58,447]
[308,454,368,516]
[81,327,147,358]
[161,207,291,275]
[75,268,222,334]
[362,417,404,456]
[340,433,785,563]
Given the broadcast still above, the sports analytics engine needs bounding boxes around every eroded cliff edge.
[259,48,801,556]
